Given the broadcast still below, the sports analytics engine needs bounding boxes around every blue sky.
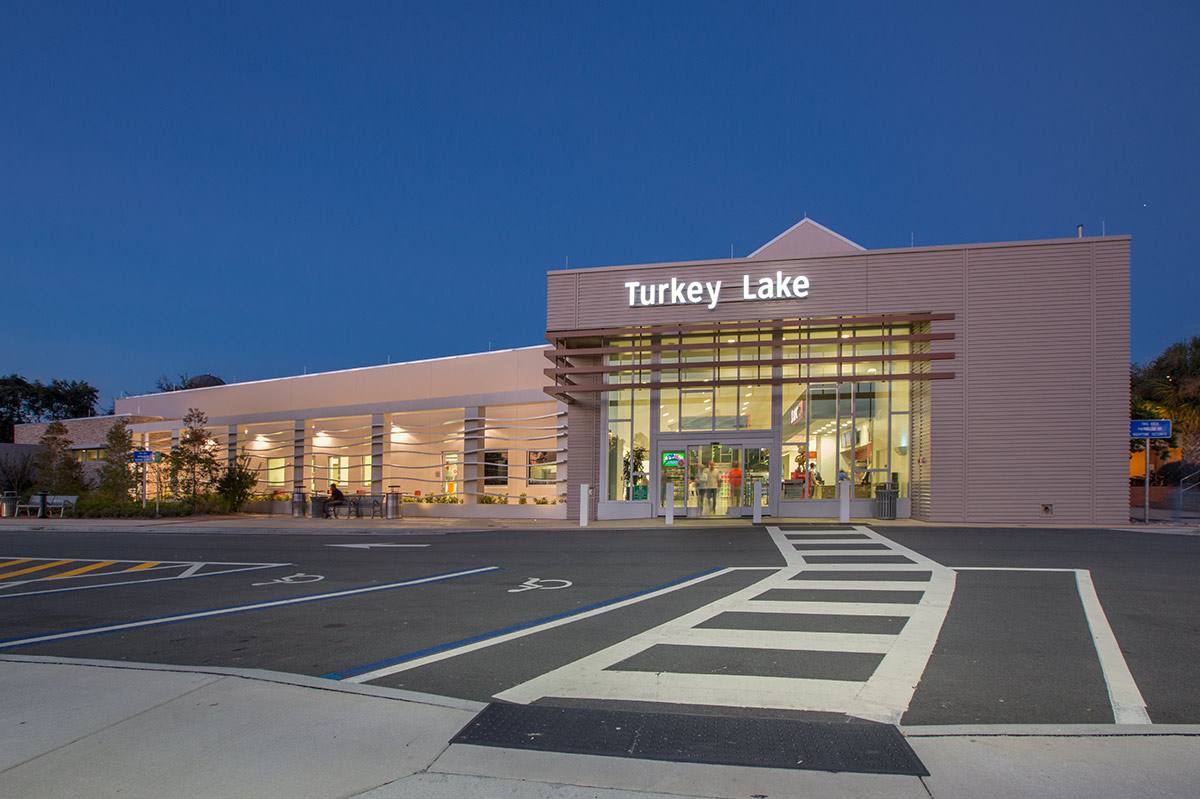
[2,1,1196,408]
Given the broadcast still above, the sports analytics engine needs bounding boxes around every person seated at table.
[325,483,346,517]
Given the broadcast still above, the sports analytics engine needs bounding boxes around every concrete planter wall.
[243,498,566,520]
[244,500,294,515]
[399,503,567,520]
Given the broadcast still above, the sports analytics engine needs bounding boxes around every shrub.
[215,451,259,512]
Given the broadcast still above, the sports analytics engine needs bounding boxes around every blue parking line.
[322,567,726,680]
[0,566,505,650]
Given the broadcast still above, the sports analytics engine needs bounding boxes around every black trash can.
[1,491,17,517]
[874,484,898,520]
[292,491,307,518]
[385,492,401,519]
[35,490,49,519]
[309,495,327,519]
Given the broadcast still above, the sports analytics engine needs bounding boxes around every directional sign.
[1130,420,1172,438]
[131,450,155,463]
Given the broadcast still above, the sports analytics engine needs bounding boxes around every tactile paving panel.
[451,703,929,776]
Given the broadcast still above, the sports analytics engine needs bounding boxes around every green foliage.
[97,419,137,501]
[72,493,223,518]
[156,373,226,392]
[164,408,222,510]
[216,451,259,513]
[35,421,89,495]
[0,374,100,443]
[1133,336,1200,467]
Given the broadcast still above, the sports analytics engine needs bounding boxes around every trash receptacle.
[35,490,49,519]
[874,483,898,520]
[292,491,307,518]
[309,495,327,519]
[385,492,401,519]
[1,491,17,517]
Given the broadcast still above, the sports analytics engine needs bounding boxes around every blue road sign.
[1130,420,1172,438]
[131,450,156,463]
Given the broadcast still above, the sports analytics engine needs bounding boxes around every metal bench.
[16,495,79,517]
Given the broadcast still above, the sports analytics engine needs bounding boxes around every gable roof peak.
[747,217,865,260]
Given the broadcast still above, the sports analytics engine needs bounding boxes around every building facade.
[546,219,1130,525]
[17,219,1130,524]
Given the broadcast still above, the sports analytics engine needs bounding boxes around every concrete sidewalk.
[3,513,1199,536]
[1,655,1196,799]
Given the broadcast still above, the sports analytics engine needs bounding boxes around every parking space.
[0,523,1195,726]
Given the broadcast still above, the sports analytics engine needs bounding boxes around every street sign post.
[1132,420,1173,523]
[1131,420,1172,439]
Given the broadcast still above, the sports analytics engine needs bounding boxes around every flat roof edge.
[546,234,1131,276]
[118,344,552,401]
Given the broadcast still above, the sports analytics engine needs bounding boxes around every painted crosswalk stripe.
[41,561,118,579]
[496,525,956,725]
[0,557,293,599]
[0,560,74,581]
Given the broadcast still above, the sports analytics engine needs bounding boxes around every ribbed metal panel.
[546,236,1131,524]
[547,273,579,331]
[1091,240,1132,524]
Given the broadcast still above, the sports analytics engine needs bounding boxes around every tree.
[97,419,137,502]
[0,451,37,495]
[0,374,100,443]
[165,408,222,510]
[1133,336,1200,468]
[0,374,40,443]
[215,451,259,513]
[35,421,88,495]
[156,373,226,392]
[39,379,100,421]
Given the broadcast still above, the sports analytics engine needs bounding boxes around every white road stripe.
[771,580,930,591]
[743,600,923,616]
[662,628,898,653]
[0,567,501,649]
[1074,569,1152,724]
[342,568,739,683]
[504,669,867,712]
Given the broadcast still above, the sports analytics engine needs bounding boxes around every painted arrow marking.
[326,543,430,549]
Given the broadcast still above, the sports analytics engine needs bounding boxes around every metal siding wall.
[1091,240,1132,524]
[546,237,1130,524]
[862,249,968,522]
[959,241,1124,523]
[564,357,602,521]
[549,256,871,329]
[547,273,579,331]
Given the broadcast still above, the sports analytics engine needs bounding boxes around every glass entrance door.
[657,443,770,518]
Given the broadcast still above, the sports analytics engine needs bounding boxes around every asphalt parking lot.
[1,520,1197,726]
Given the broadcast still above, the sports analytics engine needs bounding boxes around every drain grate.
[451,703,928,775]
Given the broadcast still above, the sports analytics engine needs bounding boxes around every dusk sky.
[3,1,1196,409]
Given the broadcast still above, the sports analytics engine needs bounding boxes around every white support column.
[753,480,762,524]
[580,483,589,526]
[226,425,238,470]
[293,420,307,495]
[463,406,483,504]
[371,414,384,494]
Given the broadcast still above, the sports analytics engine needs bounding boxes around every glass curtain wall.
[779,322,912,500]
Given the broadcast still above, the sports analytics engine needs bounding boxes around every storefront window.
[606,389,650,500]
[528,451,556,484]
[267,457,285,485]
[484,451,508,485]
